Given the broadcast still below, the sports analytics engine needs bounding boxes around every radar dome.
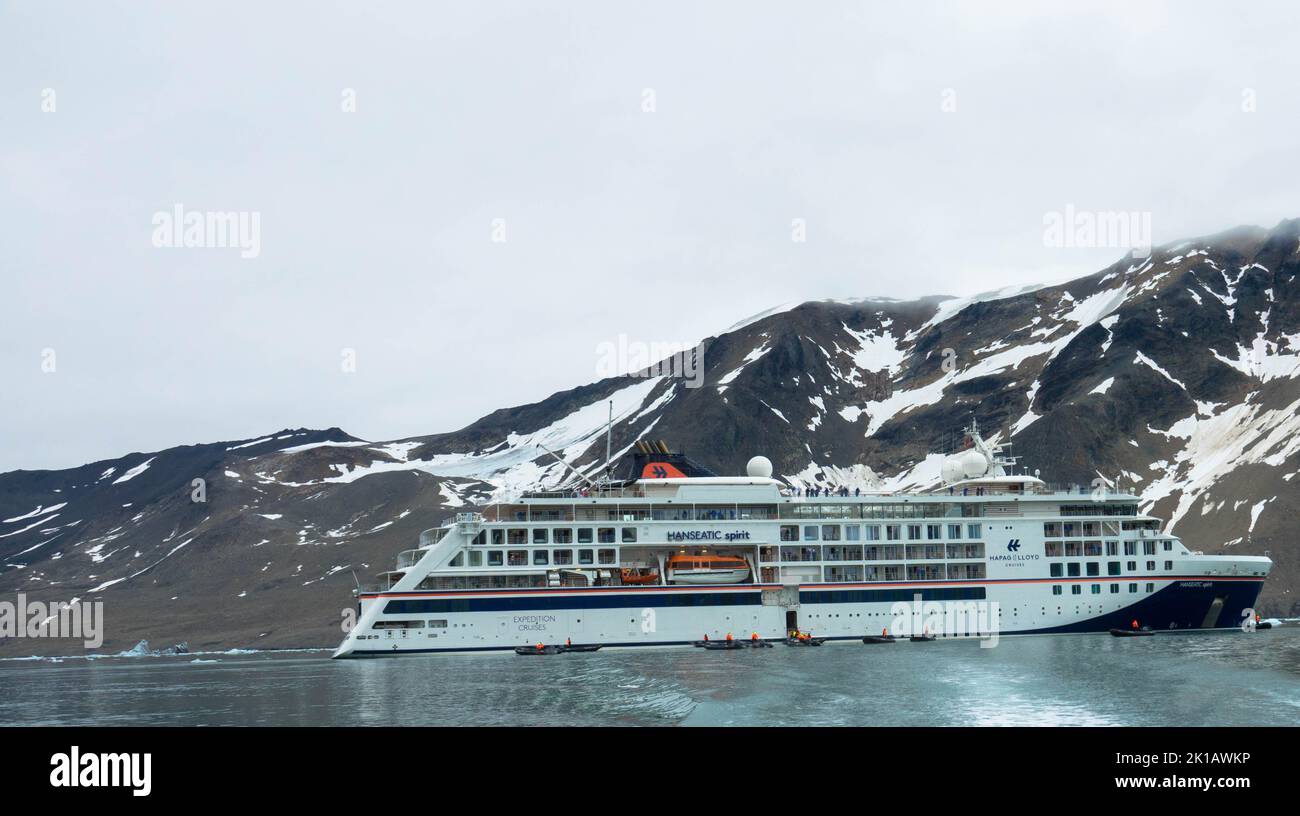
[959,449,989,479]
[746,455,773,478]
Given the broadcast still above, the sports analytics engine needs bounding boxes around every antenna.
[538,442,596,487]
[605,400,613,482]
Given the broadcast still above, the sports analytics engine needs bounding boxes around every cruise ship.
[333,426,1272,657]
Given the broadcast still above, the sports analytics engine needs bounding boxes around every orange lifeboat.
[665,554,750,585]
[619,567,660,585]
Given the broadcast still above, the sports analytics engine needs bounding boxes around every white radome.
[746,455,773,478]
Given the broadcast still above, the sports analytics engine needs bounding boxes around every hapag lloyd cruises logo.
[988,539,1039,563]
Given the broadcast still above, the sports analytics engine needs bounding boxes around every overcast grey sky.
[2,1,1297,472]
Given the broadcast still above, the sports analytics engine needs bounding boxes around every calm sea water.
[3,628,1299,726]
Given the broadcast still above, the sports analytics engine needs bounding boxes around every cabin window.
[1146,560,1156,571]
[553,550,573,565]
[532,529,548,545]
[926,524,941,540]
[1052,585,1062,595]
[1084,541,1103,556]
[1063,522,1078,537]
[865,525,880,541]
[1065,541,1082,557]
[1127,561,1136,571]
[883,544,904,560]
[780,525,799,542]
[578,549,594,565]
[1143,541,1156,555]
[621,527,637,543]
[532,550,549,565]
[1071,585,1082,595]
[598,549,616,565]
[1124,541,1136,555]
[1164,560,1173,570]
[947,524,962,539]
[507,550,527,566]
[1145,583,1154,592]
[886,525,901,541]
[508,529,527,545]
[1110,584,1120,594]
[448,552,464,567]
[472,531,486,546]
[1129,583,1138,593]
[1050,563,1063,577]
[553,528,573,544]
[1091,584,1101,594]
[966,524,981,539]
[1163,541,1173,552]
[1106,541,1118,556]
[1067,563,1081,577]
[907,524,921,540]
[595,528,613,544]
[488,550,503,567]
[428,620,448,628]
[468,551,483,567]
[845,525,860,541]
[803,526,819,541]
[821,525,841,541]
[1107,561,1120,576]
[1045,541,1063,557]
[491,529,504,546]
[577,528,593,544]
[1044,522,1061,537]
[1086,563,1099,577]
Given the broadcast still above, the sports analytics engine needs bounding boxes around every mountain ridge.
[4,219,1298,655]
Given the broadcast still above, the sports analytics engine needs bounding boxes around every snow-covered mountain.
[3,219,1298,655]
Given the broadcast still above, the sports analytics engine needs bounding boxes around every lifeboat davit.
[665,554,750,585]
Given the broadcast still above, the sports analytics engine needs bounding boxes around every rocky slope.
[3,220,1298,655]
